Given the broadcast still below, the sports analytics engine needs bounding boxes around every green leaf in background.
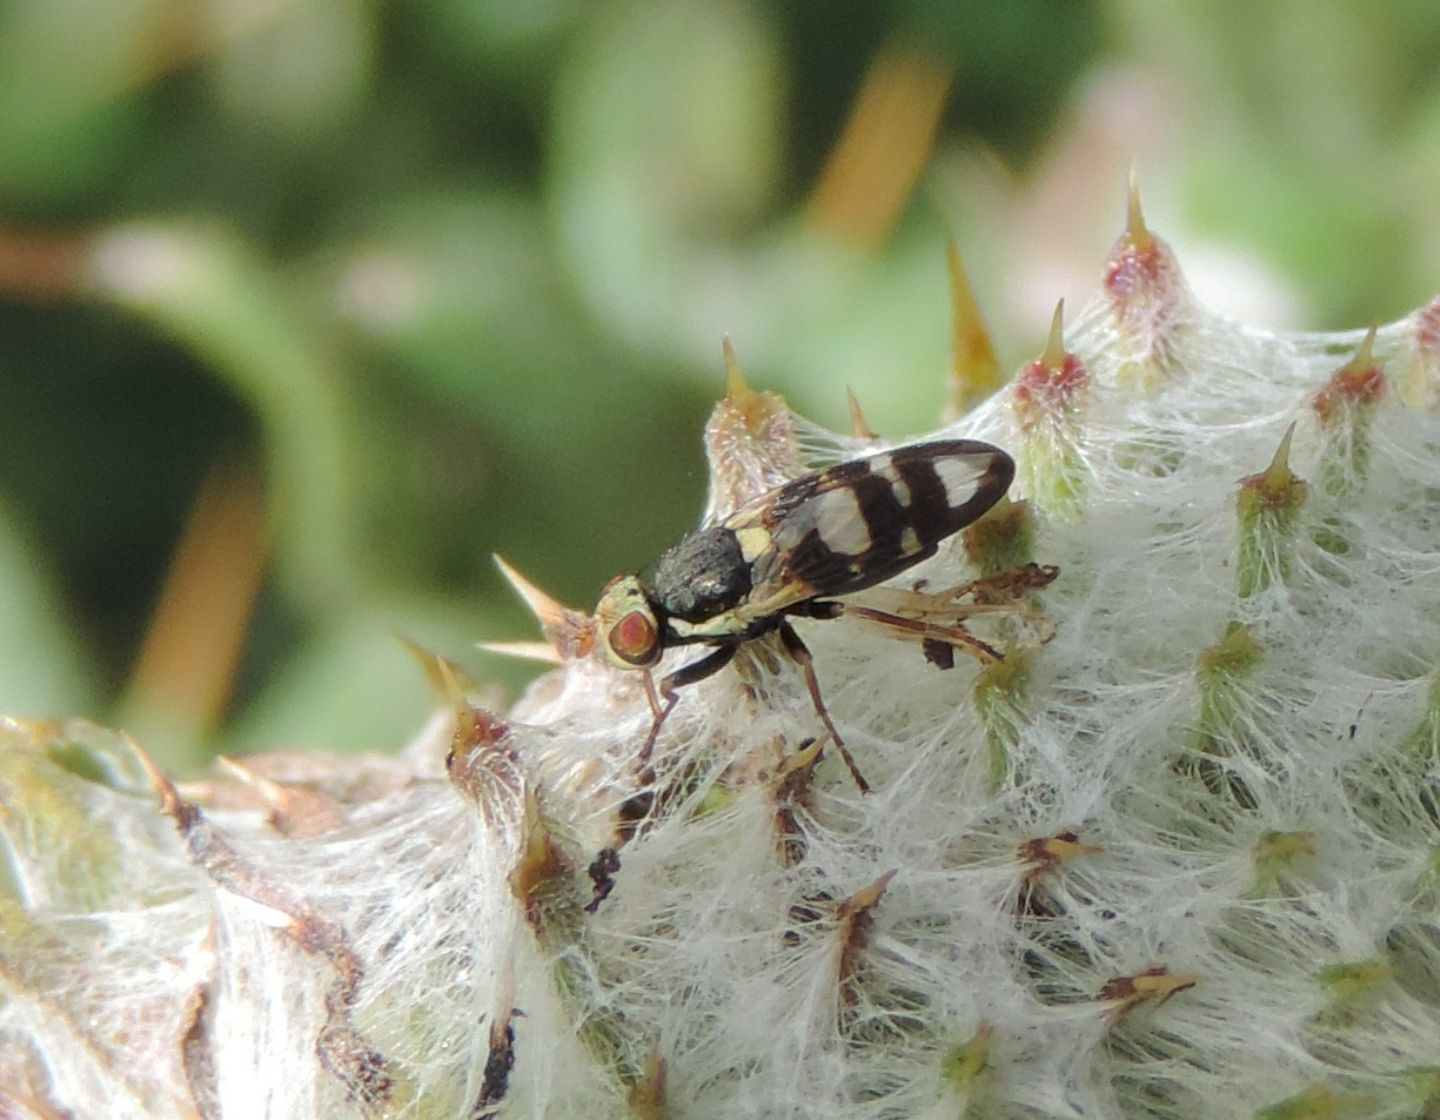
[0,495,96,718]
[3,0,1440,773]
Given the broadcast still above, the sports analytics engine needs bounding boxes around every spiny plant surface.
[3,195,1440,1120]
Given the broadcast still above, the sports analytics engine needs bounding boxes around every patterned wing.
[724,439,1014,618]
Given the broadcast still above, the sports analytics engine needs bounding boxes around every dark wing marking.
[725,439,1013,619]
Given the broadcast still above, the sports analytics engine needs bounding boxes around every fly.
[592,439,1018,792]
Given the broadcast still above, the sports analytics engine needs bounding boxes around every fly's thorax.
[643,527,753,622]
[594,575,664,669]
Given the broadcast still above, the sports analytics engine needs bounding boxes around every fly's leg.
[777,620,870,794]
[637,670,669,767]
[637,643,739,766]
[842,564,1059,657]
[843,605,1004,665]
[591,644,741,917]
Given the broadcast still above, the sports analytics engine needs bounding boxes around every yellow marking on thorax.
[670,614,751,639]
[734,526,773,562]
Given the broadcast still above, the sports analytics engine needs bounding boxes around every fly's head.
[593,575,664,671]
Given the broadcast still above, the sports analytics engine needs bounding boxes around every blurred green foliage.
[1,0,1438,769]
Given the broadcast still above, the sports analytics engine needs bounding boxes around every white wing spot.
[814,486,872,555]
[901,526,919,552]
[868,455,912,506]
[933,456,985,508]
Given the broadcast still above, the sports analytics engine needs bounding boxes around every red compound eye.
[610,610,658,665]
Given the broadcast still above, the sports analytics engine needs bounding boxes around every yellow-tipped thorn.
[1314,325,1386,426]
[215,755,346,836]
[476,640,566,665]
[1098,965,1200,1019]
[215,754,281,798]
[946,235,1002,415]
[434,653,470,713]
[1125,165,1154,251]
[1041,299,1067,369]
[846,385,878,439]
[941,1022,993,1088]
[494,554,571,629]
[122,731,182,816]
[1353,323,1379,367]
[396,633,473,695]
[780,736,826,778]
[1264,421,1299,487]
[945,234,975,316]
[124,731,165,787]
[840,867,899,917]
[398,637,470,718]
[721,334,771,428]
[947,237,993,343]
[434,652,497,748]
[722,334,750,398]
[1021,828,1102,872]
[1127,968,1200,1005]
[491,554,594,659]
